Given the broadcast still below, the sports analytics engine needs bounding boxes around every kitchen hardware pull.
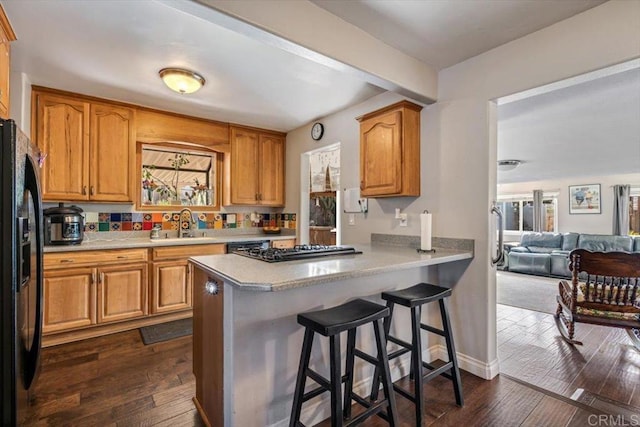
[116,255,128,259]
[99,272,104,284]
[491,203,505,266]
[60,259,74,263]
[91,272,96,285]
[90,186,95,195]
[82,186,87,195]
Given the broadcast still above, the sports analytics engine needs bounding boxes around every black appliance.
[233,244,362,262]
[44,203,84,245]
[226,240,269,253]
[1,119,44,426]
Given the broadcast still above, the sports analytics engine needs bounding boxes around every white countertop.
[43,234,295,253]
[190,243,473,292]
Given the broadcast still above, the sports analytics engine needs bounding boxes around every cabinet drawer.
[271,239,296,249]
[45,248,148,269]
[152,244,226,261]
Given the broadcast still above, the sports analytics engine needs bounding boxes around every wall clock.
[311,122,324,141]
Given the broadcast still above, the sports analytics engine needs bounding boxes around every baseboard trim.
[428,344,500,380]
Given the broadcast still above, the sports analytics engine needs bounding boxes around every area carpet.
[139,318,192,345]
[496,271,560,314]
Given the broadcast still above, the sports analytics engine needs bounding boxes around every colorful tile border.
[84,211,297,233]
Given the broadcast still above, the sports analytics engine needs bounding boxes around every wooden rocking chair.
[555,249,640,351]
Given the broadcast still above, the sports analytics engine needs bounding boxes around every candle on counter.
[420,211,432,251]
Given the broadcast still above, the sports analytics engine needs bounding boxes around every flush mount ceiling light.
[159,68,205,94]
[497,159,521,171]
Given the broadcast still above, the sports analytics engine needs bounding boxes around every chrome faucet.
[178,208,195,238]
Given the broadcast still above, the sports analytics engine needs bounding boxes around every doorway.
[300,143,341,246]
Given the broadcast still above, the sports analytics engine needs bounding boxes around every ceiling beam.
[163,0,438,105]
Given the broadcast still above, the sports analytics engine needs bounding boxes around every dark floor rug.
[139,318,192,345]
[497,271,560,314]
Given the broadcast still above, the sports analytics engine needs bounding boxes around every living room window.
[497,196,557,233]
[630,187,640,235]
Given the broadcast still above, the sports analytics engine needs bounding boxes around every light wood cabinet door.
[97,263,148,323]
[230,126,260,204]
[151,260,193,314]
[0,33,9,119]
[90,103,135,202]
[43,267,96,333]
[359,110,402,197]
[357,100,422,197]
[35,93,90,201]
[258,134,285,206]
[229,126,285,206]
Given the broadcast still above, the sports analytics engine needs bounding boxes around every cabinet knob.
[82,186,87,195]
[204,280,219,295]
[90,186,95,196]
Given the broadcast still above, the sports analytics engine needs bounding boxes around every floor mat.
[496,271,559,314]
[139,318,192,345]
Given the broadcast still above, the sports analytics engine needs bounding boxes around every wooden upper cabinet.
[357,100,422,197]
[33,88,135,202]
[228,126,285,206]
[0,6,16,119]
[90,103,135,201]
[35,93,90,200]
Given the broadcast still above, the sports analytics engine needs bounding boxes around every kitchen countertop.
[43,233,296,253]
[190,243,473,292]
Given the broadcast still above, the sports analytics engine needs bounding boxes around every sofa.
[507,232,640,278]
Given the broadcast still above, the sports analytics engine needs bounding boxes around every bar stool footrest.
[387,335,413,350]
[420,323,446,337]
[353,349,378,365]
[421,361,454,383]
[347,394,390,426]
[392,384,417,403]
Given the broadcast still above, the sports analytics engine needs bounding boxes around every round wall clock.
[311,122,324,141]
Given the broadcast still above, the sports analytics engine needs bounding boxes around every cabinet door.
[97,263,148,323]
[258,134,285,206]
[0,31,9,119]
[151,260,192,314]
[90,103,135,201]
[359,110,402,197]
[230,127,260,204]
[43,267,96,333]
[35,93,90,201]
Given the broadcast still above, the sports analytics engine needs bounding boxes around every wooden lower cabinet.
[98,263,148,323]
[271,238,296,249]
[151,260,192,314]
[43,267,96,334]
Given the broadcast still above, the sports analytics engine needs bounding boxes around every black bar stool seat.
[371,283,463,426]
[290,299,398,427]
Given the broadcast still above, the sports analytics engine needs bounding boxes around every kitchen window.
[137,144,220,210]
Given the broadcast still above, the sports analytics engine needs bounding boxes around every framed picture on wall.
[569,184,601,214]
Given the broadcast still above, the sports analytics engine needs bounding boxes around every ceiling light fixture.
[497,159,521,171]
[159,68,205,94]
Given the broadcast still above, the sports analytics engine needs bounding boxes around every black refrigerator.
[0,119,44,425]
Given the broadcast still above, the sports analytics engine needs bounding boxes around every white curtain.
[612,184,630,235]
[533,189,544,232]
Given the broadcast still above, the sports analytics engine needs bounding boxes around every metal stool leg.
[373,318,397,427]
[410,305,424,425]
[439,298,464,407]
[343,328,357,420]
[329,334,343,426]
[290,328,314,427]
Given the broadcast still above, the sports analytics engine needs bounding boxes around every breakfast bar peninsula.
[189,240,473,426]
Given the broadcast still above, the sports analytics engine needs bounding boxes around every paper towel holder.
[417,209,436,254]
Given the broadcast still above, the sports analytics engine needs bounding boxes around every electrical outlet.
[399,213,408,227]
[348,214,355,225]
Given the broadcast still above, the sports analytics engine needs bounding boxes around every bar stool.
[370,283,463,426]
[290,298,398,427]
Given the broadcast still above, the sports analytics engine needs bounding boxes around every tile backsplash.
[83,211,297,233]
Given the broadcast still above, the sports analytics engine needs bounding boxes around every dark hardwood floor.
[22,306,639,426]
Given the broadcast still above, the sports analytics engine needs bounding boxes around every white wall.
[499,172,640,236]
[285,0,640,374]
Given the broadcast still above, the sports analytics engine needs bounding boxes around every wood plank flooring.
[21,305,639,426]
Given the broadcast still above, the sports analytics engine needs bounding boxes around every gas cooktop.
[233,244,362,263]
